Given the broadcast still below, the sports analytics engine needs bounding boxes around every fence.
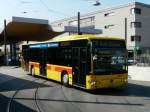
[136,48,150,66]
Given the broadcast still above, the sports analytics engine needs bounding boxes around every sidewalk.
[0,66,26,84]
[128,66,150,82]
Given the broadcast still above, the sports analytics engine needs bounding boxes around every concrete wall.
[50,2,150,51]
[93,4,136,50]
[135,4,150,48]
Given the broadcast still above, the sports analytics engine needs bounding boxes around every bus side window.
[47,48,53,64]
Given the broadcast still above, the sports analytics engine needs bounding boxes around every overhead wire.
[6,0,97,26]
[6,0,70,16]
[7,0,98,17]
[39,0,70,16]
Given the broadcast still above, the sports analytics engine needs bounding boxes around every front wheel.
[62,73,69,86]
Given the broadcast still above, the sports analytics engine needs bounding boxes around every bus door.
[40,48,47,76]
[72,47,87,87]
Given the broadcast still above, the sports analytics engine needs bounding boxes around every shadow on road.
[10,99,37,112]
[0,73,52,112]
[0,94,9,112]
[0,94,37,112]
[0,73,51,92]
[88,82,150,98]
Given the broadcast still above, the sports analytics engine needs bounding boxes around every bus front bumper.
[86,73,128,90]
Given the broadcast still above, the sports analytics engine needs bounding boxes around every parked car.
[128,59,134,65]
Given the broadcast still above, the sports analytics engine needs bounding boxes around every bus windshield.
[92,40,127,75]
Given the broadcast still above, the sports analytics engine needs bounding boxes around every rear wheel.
[62,72,69,86]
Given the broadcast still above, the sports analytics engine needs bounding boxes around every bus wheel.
[62,72,69,86]
[31,67,35,76]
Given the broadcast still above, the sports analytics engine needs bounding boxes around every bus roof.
[23,35,125,46]
[51,35,125,42]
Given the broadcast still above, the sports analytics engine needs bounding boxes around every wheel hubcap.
[63,74,68,84]
[32,68,34,75]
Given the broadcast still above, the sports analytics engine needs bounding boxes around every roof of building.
[50,2,150,24]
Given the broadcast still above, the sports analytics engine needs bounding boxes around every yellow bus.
[22,35,128,90]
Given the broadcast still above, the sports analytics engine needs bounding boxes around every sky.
[0,0,150,24]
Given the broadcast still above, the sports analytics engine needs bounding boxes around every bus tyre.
[62,73,69,86]
[31,67,35,76]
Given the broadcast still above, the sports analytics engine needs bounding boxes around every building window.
[68,16,95,27]
[131,8,141,14]
[69,32,77,36]
[104,12,115,17]
[104,24,115,29]
[91,16,95,21]
[131,22,142,28]
[136,36,141,41]
[131,36,135,41]
[131,36,141,42]
[58,23,62,26]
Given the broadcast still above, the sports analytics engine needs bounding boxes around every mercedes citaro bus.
[22,35,128,90]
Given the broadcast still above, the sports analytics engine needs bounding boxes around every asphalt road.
[0,66,150,112]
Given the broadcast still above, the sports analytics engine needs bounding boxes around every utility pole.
[125,18,127,45]
[124,18,128,69]
[4,19,7,65]
[77,12,82,35]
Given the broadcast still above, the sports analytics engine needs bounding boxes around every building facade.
[50,2,150,61]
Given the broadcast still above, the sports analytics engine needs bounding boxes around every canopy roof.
[0,17,63,43]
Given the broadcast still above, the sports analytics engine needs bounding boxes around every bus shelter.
[0,17,64,42]
[0,17,64,65]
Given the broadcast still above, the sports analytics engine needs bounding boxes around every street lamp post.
[4,19,7,65]
[77,1,101,35]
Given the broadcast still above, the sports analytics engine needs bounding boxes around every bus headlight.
[91,81,96,86]
[89,80,100,86]
[124,79,128,83]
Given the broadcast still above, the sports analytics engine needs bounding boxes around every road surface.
[0,66,150,112]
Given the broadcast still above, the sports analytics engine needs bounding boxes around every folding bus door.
[40,48,47,76]
[72,47,87,87]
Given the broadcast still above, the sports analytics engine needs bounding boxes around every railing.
[136,50,150,66]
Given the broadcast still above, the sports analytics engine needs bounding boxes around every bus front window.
[93,48,127,75]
